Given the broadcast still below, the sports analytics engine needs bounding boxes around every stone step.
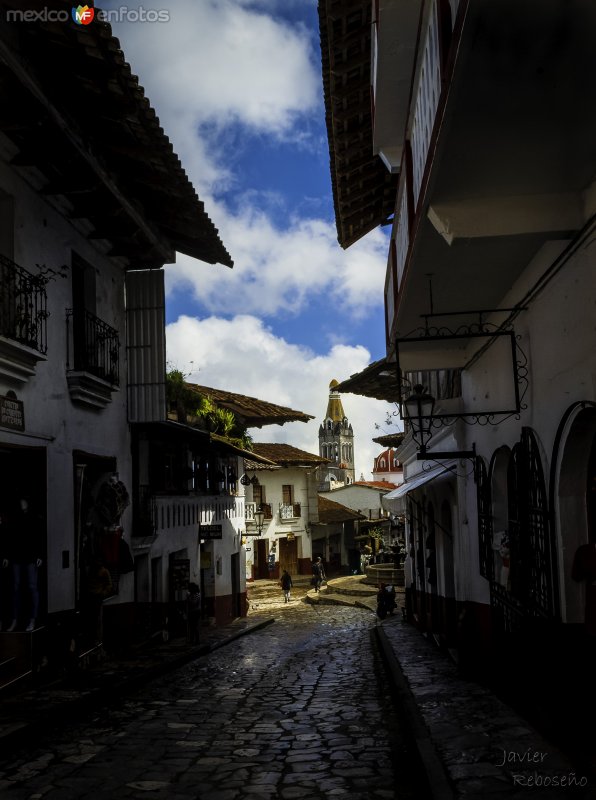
[304,588,378,613]
[323,583,376,598]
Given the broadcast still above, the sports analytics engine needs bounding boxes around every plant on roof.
[165,369,253,450]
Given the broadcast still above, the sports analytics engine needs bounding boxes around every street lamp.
[403,384,435,454]
[254,509,265,536]
[403,383,476,468]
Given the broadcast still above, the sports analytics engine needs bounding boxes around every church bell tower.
[318,379,355,489]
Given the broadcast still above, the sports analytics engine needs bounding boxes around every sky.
[103,0,402,478]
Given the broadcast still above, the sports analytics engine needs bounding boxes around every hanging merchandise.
[96,474,130,525]
[99,525,122,566]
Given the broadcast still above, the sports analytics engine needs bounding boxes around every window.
[253,484,266,508]
[0,189,14,259]
[282,485,294,504]
[70,252,119,384]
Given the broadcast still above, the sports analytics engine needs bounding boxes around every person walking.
[312,557,326,593]
[280,569,293,603]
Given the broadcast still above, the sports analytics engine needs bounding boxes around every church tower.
[318,379,355,489]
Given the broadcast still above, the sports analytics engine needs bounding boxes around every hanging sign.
[0,394,24,431]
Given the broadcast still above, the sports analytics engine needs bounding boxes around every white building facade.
[243,444,326,580]
[0,17,232,674]
[319,0,596,684]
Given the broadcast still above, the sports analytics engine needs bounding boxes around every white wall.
[0,154,132,614]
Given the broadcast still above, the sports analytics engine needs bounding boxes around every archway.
[553,403,596,624]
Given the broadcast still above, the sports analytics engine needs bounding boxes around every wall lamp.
[404,385,476,462]
[253,509,265,536]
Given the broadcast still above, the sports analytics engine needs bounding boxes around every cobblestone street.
[0,591,429,800]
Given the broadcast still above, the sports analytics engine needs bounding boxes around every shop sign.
[0,394,24,431]
[199,523,223,540]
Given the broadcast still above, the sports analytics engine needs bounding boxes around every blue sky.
[103,0,399,477]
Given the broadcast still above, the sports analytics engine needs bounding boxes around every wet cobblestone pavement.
[0,601,428,800]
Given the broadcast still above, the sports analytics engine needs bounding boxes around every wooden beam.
[0,36,174,264]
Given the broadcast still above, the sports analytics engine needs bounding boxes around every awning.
[382,462,456,509]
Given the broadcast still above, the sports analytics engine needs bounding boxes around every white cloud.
[107,0,319,190]
[166,314,401,480]
[108,2,390,323]
[167,211,389,320]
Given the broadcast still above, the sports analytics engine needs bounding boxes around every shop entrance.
[0,444,47,627]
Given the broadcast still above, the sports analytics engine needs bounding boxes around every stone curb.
[375,621,455,800]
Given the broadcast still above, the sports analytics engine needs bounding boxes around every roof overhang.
[371,0,422,171]
[187,384,313,428]
[210,434,277,465]
[0,1,232,268]
[335,358,399,402]
[131,421,276,465]
[318,0,398,247]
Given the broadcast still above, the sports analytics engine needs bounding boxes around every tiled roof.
[317,495,366,524]
[249,443,329,468]
[318,0,397,247]
[373,433,405,448]
[187,385,313,429]
[210,434,277,465]
[335,358,401,402]
[0,1,231,268]
[355,481,397,490]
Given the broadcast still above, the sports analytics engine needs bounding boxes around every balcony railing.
[66,308,120,386]
[138,490,246,536]
[279,503,301,520]
[385,0,447,339]
[410,0,441,208]
[0,253,48,354]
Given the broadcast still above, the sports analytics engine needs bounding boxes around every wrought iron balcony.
[279,503,301,520]
[66,308,120,386]
[0,253,48,354]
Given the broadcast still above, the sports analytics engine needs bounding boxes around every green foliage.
[165,369,252,447]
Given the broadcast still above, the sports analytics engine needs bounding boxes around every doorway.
[256,539,269,579]
[0,445,47,626]
[231,552,241,617]
[279,537,298,576]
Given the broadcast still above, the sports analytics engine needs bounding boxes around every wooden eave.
[319,0,397,248]
[0,1,232,268]
[373,433,405,448]
[251,442,329,468]
[335,358,399,402]
[186,384,314,429]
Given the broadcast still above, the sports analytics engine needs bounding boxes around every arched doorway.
[553,403,596,626]
[487,429,556,636]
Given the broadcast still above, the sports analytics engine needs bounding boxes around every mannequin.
[6,498,43,633]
